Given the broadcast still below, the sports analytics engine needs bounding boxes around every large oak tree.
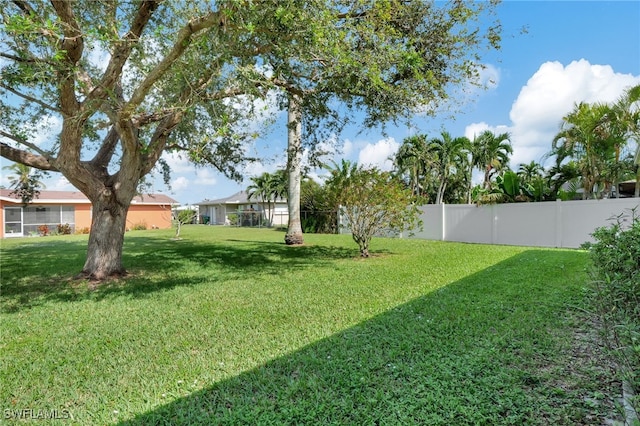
[1,1,304,279]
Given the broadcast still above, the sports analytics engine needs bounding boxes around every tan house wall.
[1,196,176,238]
[126,205,173,230]
[75,204,92,231]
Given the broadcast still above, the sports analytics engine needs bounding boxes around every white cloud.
[161,151,196,174]
[194,169,217,186]
[171,176,189,191]
[464,122,491,140]
[225,90,282,135]
[357,137,399,171]
[340,138,373,160]
[470,60,640,168]
[241,161,273,183]
[464,122,511,141]
[463,63,500,96]
[18,115,63,148]
[342,139,354,157]
[48,175,75,191]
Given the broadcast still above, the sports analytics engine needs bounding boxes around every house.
[197,190,288,227]
[0,189,178,238]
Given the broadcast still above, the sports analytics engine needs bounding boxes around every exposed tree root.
[75,269,129,287]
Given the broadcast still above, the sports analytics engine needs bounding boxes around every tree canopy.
[1,1,285,279]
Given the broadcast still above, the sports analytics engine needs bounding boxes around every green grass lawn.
[0,226,622,424]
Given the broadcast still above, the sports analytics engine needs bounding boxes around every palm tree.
[552,102,623,199]
[517,161,543,184]
[611,84,640,197]
[542,148,582,200]
[515,161,548,201]
[471,130,513,190]
[270,169,288,202]
[428,132,470,204]
[393,135,432,199]
[323,159,358,204]
[2,162,46,204]
[247,171,285,226]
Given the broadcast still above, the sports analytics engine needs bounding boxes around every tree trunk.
[467,168,473,204]
[483,166,492,189]
[436,179,447,204]
[80,197,130,281]
[354,234,370,257]
[285,92,304,245]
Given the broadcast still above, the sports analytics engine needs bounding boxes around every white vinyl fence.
[412,198,639,248]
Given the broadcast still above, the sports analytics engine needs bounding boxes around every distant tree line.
[245,84,639,237]
[392,84,640,205]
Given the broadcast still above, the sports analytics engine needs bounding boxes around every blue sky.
[2,1,639,206]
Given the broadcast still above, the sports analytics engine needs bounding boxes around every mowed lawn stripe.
[1,226,618,424]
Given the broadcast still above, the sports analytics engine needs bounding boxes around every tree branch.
[89,126,119,168]
[0,130,52,158]
[50,0,83,117]
[86,1,161,107]
[123,10,225,117]
[0,141,58,171]
[140,113,184,177]
[11,0,34,15]
[0,83,61,113]
[0,52,56,65]
[51,0,84,64]
[270,78,310,97]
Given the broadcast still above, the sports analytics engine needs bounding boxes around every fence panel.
[559,198,638,248]
[443,204,493,244]
[413,198,639,248]
[414,205,443,240]
[494,202,557,247]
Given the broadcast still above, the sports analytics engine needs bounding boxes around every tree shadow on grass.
[0,235,368,313]
[116,250,615,426]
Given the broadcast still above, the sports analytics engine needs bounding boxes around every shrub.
[75,227,90,235]
[585,208,639,416]
[227,213,238,226]
[38,224,50,236]
[336,166,421,257]
[131,222,148,231]
[57,223,73,235]
[177,209,196,225]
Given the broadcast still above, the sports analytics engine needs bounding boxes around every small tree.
[174,209,196,239]
[336,166,421,258]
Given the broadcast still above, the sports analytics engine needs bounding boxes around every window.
[21,206,75,235]
[4,207,22,236]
